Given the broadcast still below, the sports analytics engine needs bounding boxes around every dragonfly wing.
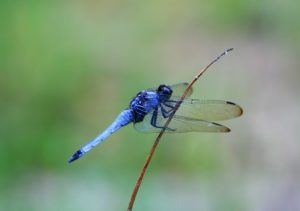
[134,111,230,133]
[169,82,193,97]
[165,99,243,121]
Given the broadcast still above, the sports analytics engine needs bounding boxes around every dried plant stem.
[127,48,234,211]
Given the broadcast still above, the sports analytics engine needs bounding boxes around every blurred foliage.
[1,0,300,210]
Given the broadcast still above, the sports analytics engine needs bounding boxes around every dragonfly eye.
[157,84,172,97]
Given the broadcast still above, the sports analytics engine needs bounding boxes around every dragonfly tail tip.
[68,150,84,163]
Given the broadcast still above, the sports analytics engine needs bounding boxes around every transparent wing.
[165,99,243,121]
[169,82,193,97]
[134,111,230,133]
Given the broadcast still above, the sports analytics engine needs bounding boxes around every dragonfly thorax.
[130,90,160,123]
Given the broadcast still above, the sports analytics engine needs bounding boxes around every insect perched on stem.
[67,48,243,211]
[68,68,242,163]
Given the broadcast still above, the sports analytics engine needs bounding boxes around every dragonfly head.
[157,84,173,102]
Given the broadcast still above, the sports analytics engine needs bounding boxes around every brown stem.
[127,48,234,211]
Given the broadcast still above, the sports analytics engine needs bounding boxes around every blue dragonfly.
[68,82,243,163]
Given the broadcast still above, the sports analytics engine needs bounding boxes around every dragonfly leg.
[151,107,175,131]
[160,103,176,118]
[163,101,176,109]
[160,106,173,118]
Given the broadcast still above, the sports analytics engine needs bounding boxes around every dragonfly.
[68,82,243,163]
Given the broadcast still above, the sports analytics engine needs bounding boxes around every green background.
[1,1,300,210]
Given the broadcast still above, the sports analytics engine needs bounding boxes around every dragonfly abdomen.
[68,109,134,163]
